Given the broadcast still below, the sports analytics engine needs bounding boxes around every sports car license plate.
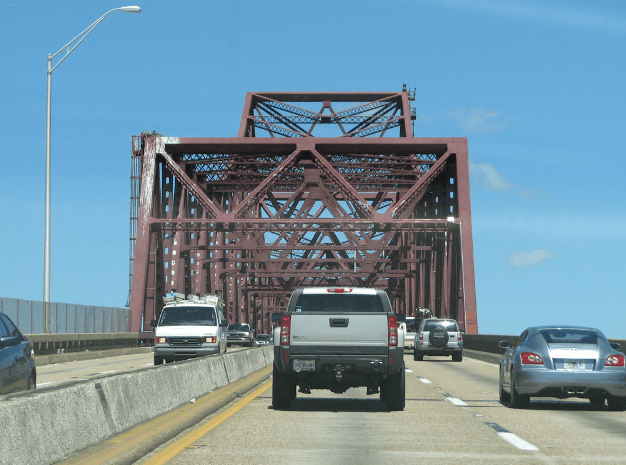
[293,359,315,372]
[564,360,585,370]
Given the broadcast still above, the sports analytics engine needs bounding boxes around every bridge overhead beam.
[129,91,478,338]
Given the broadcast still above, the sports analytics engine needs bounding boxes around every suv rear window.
[295,294,384,313]
[423,320,458,331]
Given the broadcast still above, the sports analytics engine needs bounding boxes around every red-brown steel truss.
[128,90,478,340]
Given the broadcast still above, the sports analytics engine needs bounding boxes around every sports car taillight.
[605,354,625,367]
[521,352,544,365]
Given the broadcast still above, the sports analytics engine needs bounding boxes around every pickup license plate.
[564,360,585,370]
[293,359,315,372]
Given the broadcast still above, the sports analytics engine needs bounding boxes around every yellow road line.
[143,381,272,465]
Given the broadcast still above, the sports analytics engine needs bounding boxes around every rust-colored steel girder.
[128,89,478,341]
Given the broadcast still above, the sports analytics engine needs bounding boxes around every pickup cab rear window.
[294,294,384,313]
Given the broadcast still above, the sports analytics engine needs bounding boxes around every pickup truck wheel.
[385,363,406,411]
[413,349,423,361]
[154,356,164,366]
[272,363,294,409]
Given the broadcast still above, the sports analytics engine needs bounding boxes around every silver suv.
[414,318,463,362]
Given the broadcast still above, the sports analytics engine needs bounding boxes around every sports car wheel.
[498,369,510,403]
[27,372,36,391]
[510,374,530,408]
[607,395,626,411]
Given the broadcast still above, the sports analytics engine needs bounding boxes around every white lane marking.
[405,368,414,373]
[418,377,432,384]
[142,363,153,367]
[445,396,468,406]
[468,358,499,368]
[497,432,539,451]
[37,382,54,386]
[94,370,118,375]
[486,422,539,451]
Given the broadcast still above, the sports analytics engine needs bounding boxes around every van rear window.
[295,294,384,313]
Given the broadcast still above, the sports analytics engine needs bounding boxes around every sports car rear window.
[539,329,598,345]
[294,294,384,313]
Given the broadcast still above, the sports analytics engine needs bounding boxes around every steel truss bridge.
[128,89,478,339]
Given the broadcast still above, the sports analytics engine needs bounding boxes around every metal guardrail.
[463,334,626,355]
[0,297,130,334]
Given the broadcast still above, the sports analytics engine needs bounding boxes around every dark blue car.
[0,311,36,395]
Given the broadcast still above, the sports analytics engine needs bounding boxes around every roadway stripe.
[142,381,272,465]
[485,422,539,451]
[441,391,468,406]
[417,376,432,384]
[468,358,499,368]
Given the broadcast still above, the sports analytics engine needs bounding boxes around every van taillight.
[280,315,291,345]
[388,315,398,347]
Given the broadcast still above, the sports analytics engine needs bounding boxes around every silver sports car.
[499,326,626,410]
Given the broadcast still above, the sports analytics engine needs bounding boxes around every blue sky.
[1,0,624,338]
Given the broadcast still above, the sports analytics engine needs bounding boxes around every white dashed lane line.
[485,422,539,451]
[441,392,468,406]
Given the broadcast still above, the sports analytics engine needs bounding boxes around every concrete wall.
[0,346,273,465]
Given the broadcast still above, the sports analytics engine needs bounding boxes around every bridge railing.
[0,297,130,334]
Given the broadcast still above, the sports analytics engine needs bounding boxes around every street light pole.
[44,6,141,333]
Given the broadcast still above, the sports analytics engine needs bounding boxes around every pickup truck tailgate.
[290,313,389,347]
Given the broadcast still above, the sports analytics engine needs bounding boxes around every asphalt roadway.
[52,351,626,465]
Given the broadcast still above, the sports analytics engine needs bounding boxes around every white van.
[150,294,227,365]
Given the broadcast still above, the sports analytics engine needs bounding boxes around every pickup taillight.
[280,315,291,345]
[388,315,398,347]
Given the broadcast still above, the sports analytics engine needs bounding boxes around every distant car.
[414,318,463,361]
[227,323,255,347]
[254,334,273,346]
[499,326,626,410]
[0,311,36,395]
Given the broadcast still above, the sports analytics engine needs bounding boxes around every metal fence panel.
[0,297,130,334]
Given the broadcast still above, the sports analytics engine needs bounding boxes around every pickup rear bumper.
[274,345,404,378]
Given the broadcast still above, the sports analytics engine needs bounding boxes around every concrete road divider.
[0,345,273,465]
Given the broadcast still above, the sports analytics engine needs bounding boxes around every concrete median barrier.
[0,345,273,465]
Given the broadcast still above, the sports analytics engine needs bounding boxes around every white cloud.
[469,162,548,198]
[469,162,515,191]
[451,107,508,134]
[507,249,553,268]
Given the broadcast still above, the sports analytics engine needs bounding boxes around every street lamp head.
[121,6,141,12]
